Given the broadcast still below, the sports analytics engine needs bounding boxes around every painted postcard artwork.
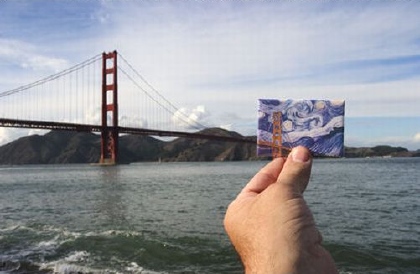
[257,99,345,158]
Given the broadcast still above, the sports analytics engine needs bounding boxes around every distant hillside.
[0,131,100,164]
[0,130,418,165]
[345,145,420,158]
[0,128,258,165]
[159,128,257,162]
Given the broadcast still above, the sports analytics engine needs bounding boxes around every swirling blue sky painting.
[257,99,345,157]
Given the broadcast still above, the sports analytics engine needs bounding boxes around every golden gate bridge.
[0,50,253,165]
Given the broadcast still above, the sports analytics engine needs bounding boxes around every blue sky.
[0,0,419,150]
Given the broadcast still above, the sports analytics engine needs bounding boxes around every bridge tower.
[272,111,282,158]
[100,50,119,165]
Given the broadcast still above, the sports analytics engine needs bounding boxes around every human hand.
[224,146,338,274]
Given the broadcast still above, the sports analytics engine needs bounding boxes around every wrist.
[243,258,297,274]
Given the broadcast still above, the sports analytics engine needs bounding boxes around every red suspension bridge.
[0,50,253,165]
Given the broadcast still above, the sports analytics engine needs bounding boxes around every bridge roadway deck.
[0,118,255,144]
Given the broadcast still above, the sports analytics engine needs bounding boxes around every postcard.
[257,99,345,157]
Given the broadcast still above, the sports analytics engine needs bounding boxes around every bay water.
[1,158,419,273]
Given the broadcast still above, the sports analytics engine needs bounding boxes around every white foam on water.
[124,262,168,274]
[1,225,140,241]
[53,263,93,274]
[0,224,81,240]
[125,262,144,272]
[39,251,91,273]
[36,235,60,249]
[0,225,29,233]
[38,251,166,274]
[63,250,90,262]
[86,229,144,238]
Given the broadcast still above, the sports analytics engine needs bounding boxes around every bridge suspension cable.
[0,54,102,98]
[117,53,207,131]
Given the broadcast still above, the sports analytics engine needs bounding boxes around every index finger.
[237,157,286,199]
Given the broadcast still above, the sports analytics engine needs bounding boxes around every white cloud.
[0,128,13,146]
[414,133,420,143]
[171,105,210,130]
[220,124,232,131]
[0,128,36,146]
[119,115,148,129]
[82,107,102,125]
[27,128,48,137]
[0,38,69,73]
[21,55,68,73]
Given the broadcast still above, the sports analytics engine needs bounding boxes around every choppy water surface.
[1,158,419,273]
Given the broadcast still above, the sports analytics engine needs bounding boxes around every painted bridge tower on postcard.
[100,50,119,165]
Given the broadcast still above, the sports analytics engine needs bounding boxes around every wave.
[0,258,166,274]
[39,251,165,274]
[326,242,420,274]
[0,225,169,274]
[0,224,240,273]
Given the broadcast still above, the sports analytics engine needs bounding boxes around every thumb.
[276,146,313,200]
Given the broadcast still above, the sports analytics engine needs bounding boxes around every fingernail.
[291,146,310,163]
